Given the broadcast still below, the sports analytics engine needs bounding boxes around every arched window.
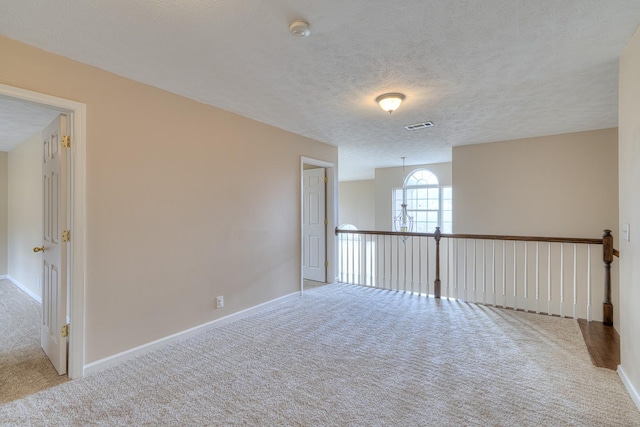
[338,224,358,231]
[405,169,439,186]
[393,169,452,233]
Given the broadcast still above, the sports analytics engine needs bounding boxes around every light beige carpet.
[1,283,639,426]
[0,279,68,405]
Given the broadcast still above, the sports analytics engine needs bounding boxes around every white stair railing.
[336,228,618,324]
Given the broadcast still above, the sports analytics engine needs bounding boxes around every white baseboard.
[5,275,41,304]
[618,365,640,412]
[84,291,300,376]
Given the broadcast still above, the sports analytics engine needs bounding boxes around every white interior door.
[39,114,68,375]
[303,168,326,282]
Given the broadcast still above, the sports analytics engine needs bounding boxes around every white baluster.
[454,239,458,300]
[547,242,552,316]
[375,235,379,288]
[560,243,565,318]
[418,236,422,295]
[410,237,415,294]
[587,244,592,321]
[482,240,487,305]
[573,243,577,319]
[396,236,400,292]
[464,240,468,301]
[535,242,540,314]
[473,240,477,302]
[363,235,367,286]
[382,235,386,289]
[403,236,407,292]
[502,241,507,309]
[524,242,528,312]
[492,240,496,306]
[425,237,431,295]
[513,242,518,311]
[446,238,450,299]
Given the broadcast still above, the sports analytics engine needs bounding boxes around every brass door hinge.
[61,324,70,338]
[62,230,71,242]
[62,135,71,148]
[324,260,329,267]
[324,176,328,183]
[324,219,328,225]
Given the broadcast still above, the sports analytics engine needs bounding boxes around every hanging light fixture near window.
[376,93,405,113]
[394,157,413,240]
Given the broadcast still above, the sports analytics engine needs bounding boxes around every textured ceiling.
[0,97,60,152]
[1,1,639,180]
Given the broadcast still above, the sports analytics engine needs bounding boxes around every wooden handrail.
[335,229,438,237]
[442,234,602,245]
[335,227,618,325]
[336,228,603,245]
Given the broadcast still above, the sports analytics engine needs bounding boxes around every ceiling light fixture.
[289,20,311,37]
[376,93,405,113]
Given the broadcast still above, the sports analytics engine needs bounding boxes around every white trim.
[0,83,87,380]
[84,291,300,376]
[5,275,42,303]
[618,365,640,412]
[300,157,337,295]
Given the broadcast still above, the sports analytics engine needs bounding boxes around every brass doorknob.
[33,246,45,253]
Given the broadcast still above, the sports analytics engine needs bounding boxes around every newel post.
[434,227,441,298]
[602,229,614,326]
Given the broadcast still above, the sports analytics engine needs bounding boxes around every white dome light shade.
[375,93,405,113]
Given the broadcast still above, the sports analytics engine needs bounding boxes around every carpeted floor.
[1,283,639,426]
[0,280,68,405]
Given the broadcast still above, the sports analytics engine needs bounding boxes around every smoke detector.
[290,20,311,37]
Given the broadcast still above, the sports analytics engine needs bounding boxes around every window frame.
[392,168,452,234]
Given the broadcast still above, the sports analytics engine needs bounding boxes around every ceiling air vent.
[404,121,434,131]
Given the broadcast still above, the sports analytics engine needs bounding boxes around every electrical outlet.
[216,296,224,309]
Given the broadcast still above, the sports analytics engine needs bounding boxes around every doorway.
[300,157,336,293]
[303,166,326,283]
[0,83,86,379]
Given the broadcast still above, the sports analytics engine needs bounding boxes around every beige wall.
[374,163,452,231]
[7,131,43,296]
[453,129,618,238]
[0,152,7,275]
[338,180,375,230]
[453,129,620,326]
[619,24,640,407]
[1,36,337,363]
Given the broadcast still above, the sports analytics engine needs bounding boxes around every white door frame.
[0,83,86,379]
[300,157,336,293]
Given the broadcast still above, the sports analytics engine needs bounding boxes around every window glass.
[405,169,439,186]
[393,168,452,233]
[338,224,358,230]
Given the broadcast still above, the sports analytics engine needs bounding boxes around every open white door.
[303,168,326,282]
[38,114,68,375]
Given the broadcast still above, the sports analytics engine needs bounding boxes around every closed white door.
[39,114,68,375]
[303,168,326,282]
